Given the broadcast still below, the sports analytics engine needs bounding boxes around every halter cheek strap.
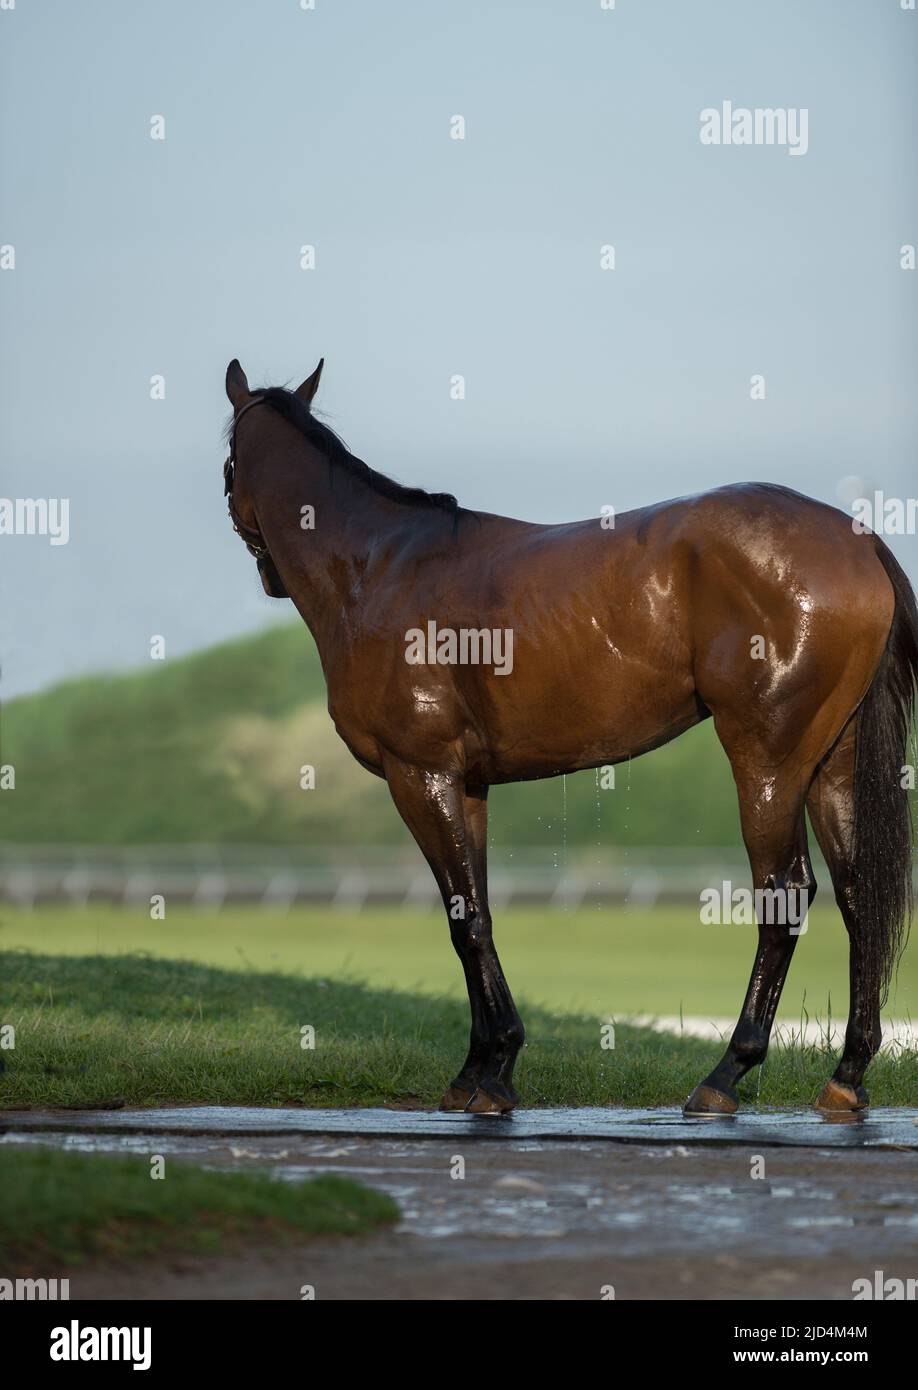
[223,396,271,560]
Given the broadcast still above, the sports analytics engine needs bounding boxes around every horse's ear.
[226,359,250,408]
[294,358,324,406]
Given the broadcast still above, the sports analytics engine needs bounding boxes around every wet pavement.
[3,1103,918,1148]
[3,1106,917,1298]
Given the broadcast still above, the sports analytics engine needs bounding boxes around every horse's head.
[223,356,322,599]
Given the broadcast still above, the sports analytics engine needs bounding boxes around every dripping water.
[561,773,567,860]
[560,773,568,912]
[623,755,632,917]
[595,766,602,911]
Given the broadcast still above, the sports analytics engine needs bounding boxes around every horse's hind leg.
[807,723,879,1110]
[684,758,816,1116]
[383,757,524,1114]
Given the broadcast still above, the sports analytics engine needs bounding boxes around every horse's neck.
[252,464,377,649]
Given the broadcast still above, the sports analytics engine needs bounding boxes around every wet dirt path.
[3,1107,917,1299]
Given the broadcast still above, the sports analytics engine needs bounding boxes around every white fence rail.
[0,844,764,911]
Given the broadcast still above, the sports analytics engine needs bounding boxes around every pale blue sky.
[1,0,916,696]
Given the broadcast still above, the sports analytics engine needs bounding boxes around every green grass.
[0,1146,398,1272]
[0,914,915,1108]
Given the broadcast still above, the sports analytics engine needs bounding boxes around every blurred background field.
[2,902,915,1026]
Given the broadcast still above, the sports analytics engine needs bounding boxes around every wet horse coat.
[223,359,917,1116]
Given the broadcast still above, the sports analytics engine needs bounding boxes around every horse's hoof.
[464,1085,517,1115]
[683,1083,738,1117]
[815,1080,869,1112]
[439,1084,476,1112]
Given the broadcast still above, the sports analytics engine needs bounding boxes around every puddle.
[4,1122,916,1271]
[3,1104,917,1148]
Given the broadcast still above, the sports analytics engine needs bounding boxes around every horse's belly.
[468,673,701,784]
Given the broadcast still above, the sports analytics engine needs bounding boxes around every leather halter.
[223,396,271,559]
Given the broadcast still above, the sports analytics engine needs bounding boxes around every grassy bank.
[1,945,914,1109]
[0,1146,398,1272]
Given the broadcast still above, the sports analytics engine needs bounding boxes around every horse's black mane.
[236,386,461,516]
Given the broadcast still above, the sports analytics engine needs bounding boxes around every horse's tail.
[853,535,918,1004]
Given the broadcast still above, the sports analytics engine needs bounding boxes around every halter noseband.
[223,396,271,560]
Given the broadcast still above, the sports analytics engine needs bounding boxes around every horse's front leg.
[383,758,524,1114]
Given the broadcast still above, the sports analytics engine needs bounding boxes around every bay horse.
[223,357,917,1117]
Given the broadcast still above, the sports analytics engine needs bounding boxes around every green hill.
[2,623,744,851]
